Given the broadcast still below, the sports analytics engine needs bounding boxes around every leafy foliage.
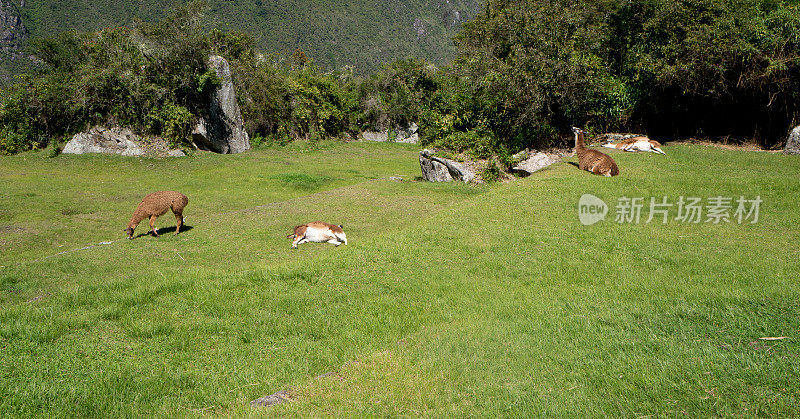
[3,0,800,156]
[15,0,481,76]
[229,48,362,144]
[0,2,217,154]
[446,0,800,149]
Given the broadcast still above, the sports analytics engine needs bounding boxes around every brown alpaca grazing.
[573,127,619,177]
[125,191,188,239]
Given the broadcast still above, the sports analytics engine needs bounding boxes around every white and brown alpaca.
[288,221,348,249]
[602,136,666,155]
[573,127,620,177]
[125,191,188,239]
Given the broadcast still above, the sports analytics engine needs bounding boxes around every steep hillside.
[0,0,30,85]
[12,0,480,75]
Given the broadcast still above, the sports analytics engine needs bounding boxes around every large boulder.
[192,55,250,154]
[63,126,143,156]
[419,149,475,182]
[512,151,559,176]
[360,130,389,142]
[395,123,419,144]
[62,126,185,157]
[785,126,800,155]
[359,123,419,144]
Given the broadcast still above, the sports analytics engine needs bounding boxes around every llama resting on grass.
[573,127,620,177]
[125,191,188,239]
[287,222,348,249]
[602,136,666,155]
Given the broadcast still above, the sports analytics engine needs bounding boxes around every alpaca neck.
[575,131,586,152]
[128,210,146,228]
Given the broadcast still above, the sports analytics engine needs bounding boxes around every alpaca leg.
[328,239,342,247]
[173,211,183,235]
[292,235,305,249]
[149,215,159,237]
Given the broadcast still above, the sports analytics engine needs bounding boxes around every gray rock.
[250,389,292,407]
[360,130,389,142]
[785,126,800,155]
[0,0,28,55]
[419,154,452,181]
[62,126,184,157]
[512,152,558,176]
[395,123,419,144]
[512,150,529,162]
[360,123,419,144]
[192,55,250,154]
[63,127,145,156]
[596,133,644,142]
[419,149,475,183]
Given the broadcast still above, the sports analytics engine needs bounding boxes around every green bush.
[0,128,30,155]
[145,103,195,148]
[0,1,216,153]
[449,0,800,149]
[229,49,361,143]
[3,0,799,158]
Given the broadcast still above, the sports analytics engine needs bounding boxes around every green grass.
[0,142,798,416]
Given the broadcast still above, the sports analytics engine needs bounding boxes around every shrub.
[145,103,195,148]
[450,0,800,149]
[0,1,217,153]
[0,127,30,155]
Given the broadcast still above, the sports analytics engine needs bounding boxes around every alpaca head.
[125,227,135,239]
[649,140,666,155]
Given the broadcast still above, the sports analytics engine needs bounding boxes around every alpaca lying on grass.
[601,136,666,155]
[125,191,188,239]
[573,127,619,177]
[287,222,348,249]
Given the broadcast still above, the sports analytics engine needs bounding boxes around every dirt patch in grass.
[0,225,26,234]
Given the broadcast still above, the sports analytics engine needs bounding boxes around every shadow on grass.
[132,225,193,239]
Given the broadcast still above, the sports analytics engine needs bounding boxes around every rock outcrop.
[419,149,475,182]
[360,123,419,144]
[395,123,419,144]
[360,130,389,142]
[62,126,184,157]
[511,151,559,176]
[785,126,800,155]
[191,55,250,154]
[0,0,27,55]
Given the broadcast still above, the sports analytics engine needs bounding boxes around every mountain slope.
[0,0,30,85]
[14,0,480,75]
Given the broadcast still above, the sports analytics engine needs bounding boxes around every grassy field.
[1,141,798,416]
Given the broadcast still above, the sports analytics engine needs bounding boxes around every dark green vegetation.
[14,0,480,77]
[0,2,223,154]
[1,142,798,415]
[447,0,800,150]
[4,0,800,159]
